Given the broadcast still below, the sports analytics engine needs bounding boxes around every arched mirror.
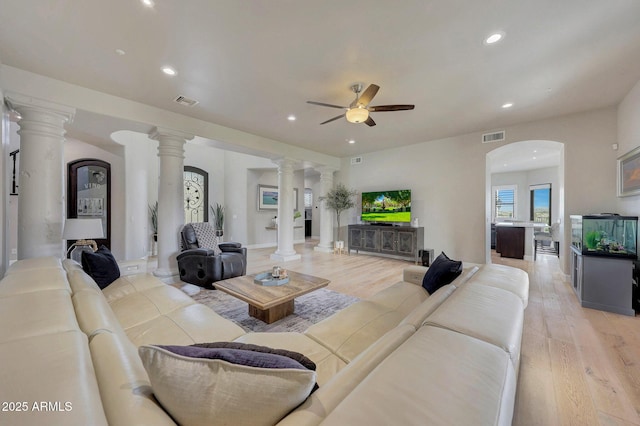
[67,159,111,250]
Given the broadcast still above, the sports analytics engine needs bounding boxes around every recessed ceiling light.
[141,0,155,7]
[287,115,296,121]
[484,32,505,45]
[533,156,537,160]
[115,48,126,56]
[502,103,513,109]
[348,139,356,144]
[162,66,177,76]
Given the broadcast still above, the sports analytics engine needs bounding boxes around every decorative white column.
[314,166,337,253]
[149,127,193,278]
[271,158,301,262]
[9,94,75,259]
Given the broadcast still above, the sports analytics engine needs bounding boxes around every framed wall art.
[618,146,640,197]
[258,184,298,210]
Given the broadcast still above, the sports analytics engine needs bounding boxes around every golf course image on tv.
[361,189,411,223]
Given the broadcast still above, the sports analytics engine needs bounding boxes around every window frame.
[492,185,517,222]
[529,183,552,225]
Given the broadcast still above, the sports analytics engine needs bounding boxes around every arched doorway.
[486,140,565,263]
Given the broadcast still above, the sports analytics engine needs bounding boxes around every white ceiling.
[488,140,561,173]
[1,1,640,158]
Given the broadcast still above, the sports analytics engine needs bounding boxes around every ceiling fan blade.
[357,84,380,107]
[369,104,415,112]
[307,101,346,109]
[364,116,376,127]
[320,114,345,125]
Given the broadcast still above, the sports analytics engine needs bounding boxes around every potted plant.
[148,201,158,241]
[320,183,356,248]
[211,203,225,237]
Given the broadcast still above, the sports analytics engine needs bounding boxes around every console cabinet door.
[362,229,379,251]
[350,228,363,250]
[380,229,396,253]
[397,230,416,257]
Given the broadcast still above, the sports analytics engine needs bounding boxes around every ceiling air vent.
[351,156,363,165]
[482,130,505,143]
[174,95,199,107]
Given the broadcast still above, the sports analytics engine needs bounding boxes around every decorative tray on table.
[253,272,290,286]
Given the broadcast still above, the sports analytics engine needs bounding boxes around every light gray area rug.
[191,287,360,333]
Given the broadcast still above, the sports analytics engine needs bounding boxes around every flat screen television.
[361,189,411,223]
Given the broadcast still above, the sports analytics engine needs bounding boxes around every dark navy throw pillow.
[421,251,462,294]
[81,245,120,289]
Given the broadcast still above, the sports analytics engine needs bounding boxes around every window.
[493,185,516,221]
[530,183,551,225]
[184,166,208,223]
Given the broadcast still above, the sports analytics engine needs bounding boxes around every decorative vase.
[215,229,224,237]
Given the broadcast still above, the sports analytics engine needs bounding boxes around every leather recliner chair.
[176,223,247,289]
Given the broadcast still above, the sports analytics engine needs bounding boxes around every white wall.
[341,107,618,270]
[617,78,640,216]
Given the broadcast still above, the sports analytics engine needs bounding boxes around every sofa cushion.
[122,303,246,347]
[320,326,516,426]
[90,332,176,426]
[421,252,462,294]
[0,331,109,426]
[139,343,317,426]
[465,264,530,307]
[102,274,166,303]
[425,283,524,369]
[81,246,120,289]
[366,281,429,316]
[280,324,416,426]
[305,301,405,363]
[0,268,70,297]
[0,290,80,343]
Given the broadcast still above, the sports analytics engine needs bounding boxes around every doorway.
[67,159,112,250]
[486,140,565,264]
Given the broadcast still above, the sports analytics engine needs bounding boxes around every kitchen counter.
[495,222,548,260]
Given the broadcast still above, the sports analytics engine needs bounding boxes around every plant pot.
[153,233,157,242]
[215,229,224,237]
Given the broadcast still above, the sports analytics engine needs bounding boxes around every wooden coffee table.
[214,271,330,324]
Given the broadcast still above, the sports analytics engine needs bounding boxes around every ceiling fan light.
[346,107,369,123]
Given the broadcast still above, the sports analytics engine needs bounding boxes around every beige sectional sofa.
[0,256,528,425]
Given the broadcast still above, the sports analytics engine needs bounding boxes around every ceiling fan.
[307,83,414,127]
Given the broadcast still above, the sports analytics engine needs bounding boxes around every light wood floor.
[243,240,640,425]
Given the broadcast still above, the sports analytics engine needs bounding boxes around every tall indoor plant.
[211,203,225,237]
[148,201,158,241]
[321,183,356,246]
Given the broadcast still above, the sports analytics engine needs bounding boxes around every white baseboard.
[246,239,306,250]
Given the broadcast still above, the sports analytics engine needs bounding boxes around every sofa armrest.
[177,248,217,260]
[403,266,428,285]
[219,245,247,257]
[117,258,147,276]
[219,242,241,249]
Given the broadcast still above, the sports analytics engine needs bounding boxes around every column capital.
[7,92,75,124]
[315,165,338,176]
[272,157,299,170]
[149,127,195,143]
